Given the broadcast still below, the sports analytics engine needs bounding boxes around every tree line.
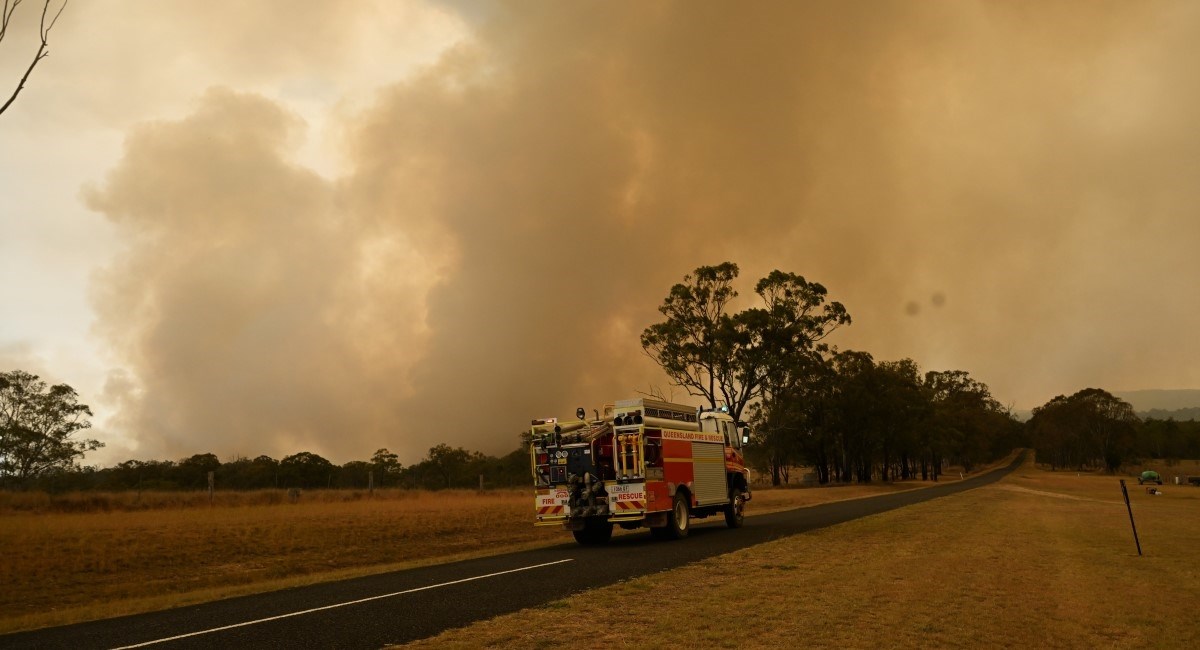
[639,263,1021,485]
[2,371,531,492]
[7,263,1200,492]
[1028,387,1200,472]
[10,442,532,493]
[640,263,1200,485]
[746,355,1024,485]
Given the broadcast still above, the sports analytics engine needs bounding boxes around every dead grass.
[0,487,438,514]
[405,457,1200,649]
[0,479,937,633]
[0,489,536,632]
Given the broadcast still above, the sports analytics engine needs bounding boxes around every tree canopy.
[1028,388,1139,472]
[279,451,336,489]
[1,369,102,486]
[641,263,849,421]
[370,448,403,486]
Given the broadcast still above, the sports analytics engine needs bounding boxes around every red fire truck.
[530,398,752,545]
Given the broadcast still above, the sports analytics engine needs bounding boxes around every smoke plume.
[87,1,1200,462]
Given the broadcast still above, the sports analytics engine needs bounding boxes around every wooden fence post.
[1119,479,1143,556]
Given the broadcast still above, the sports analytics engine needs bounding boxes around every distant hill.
[1115,389,1200,412]
[1013,390,1200,422]
[1115,389,1200,421]
[1139,407,1200,421]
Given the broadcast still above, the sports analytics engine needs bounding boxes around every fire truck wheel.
[572,520,614,545]
[664,491,691,539]
[724,489,745,529]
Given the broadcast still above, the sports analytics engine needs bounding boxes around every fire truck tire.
[724,489,745,529]
[663,491,691,539]
[572,520,613,545]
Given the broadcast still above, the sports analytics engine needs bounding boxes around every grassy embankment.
[406,458,1200,648]
[0,472,965,634]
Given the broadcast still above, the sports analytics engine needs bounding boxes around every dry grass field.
[0,486,396,513]
[0,489,533,633]
[407,459,1200,648]
[0,479,934,633]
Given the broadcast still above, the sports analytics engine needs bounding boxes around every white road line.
[112,558,574,649]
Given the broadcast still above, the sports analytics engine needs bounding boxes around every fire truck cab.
[530,398,752,545]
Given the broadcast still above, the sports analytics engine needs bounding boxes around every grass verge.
[0,476,962,633]
[404,459,1200,648]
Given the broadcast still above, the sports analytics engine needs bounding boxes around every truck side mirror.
[740,427,751,445]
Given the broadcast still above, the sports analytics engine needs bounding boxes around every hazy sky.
[2,1,1198,466]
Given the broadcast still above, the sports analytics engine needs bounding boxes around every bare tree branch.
[1,1,27,44]
[0,0,66,117]
[633,384,675,402]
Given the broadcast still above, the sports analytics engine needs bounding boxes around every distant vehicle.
[1138,470,1163,485]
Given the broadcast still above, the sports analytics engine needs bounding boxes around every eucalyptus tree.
[1028,388,1138,472]
[0,369,101,486]
[641,263,849,422]
[874,358,928,480]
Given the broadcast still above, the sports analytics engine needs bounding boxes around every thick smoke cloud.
[87,89,435,460]
[88,1,1200,463]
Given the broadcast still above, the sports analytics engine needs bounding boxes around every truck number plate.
[608,483,645,502]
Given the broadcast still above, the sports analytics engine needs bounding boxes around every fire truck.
[530,398,752,545]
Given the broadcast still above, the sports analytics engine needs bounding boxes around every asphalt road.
[2,453,1024,650]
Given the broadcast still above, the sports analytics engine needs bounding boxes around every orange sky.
[2,1,1199,465]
